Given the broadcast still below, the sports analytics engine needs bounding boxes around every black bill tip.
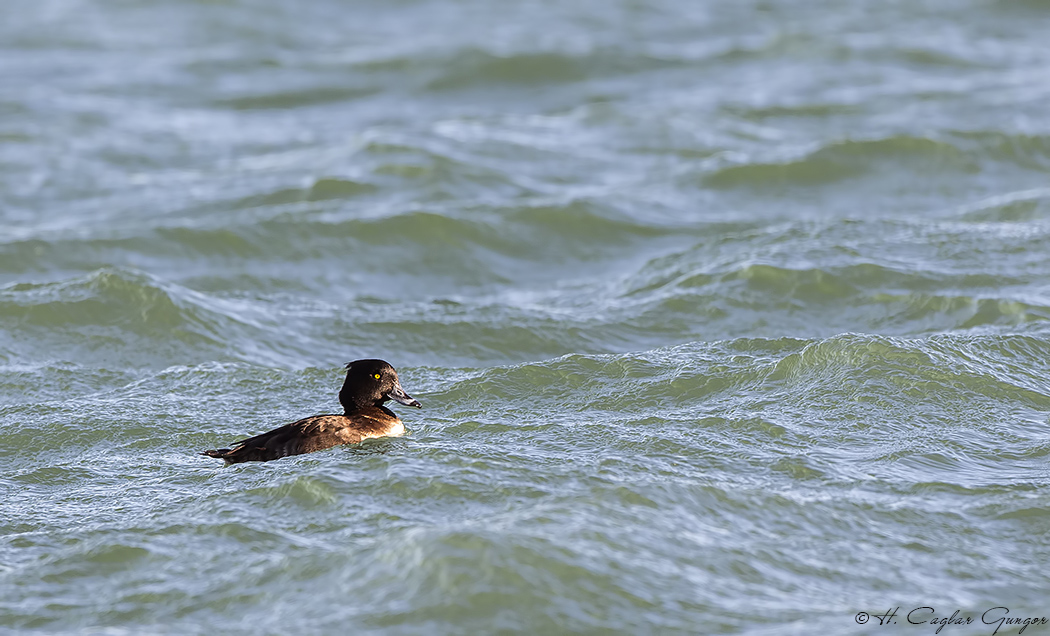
[388,384,422,408]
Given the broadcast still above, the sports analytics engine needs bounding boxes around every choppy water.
[4,0,1050,633]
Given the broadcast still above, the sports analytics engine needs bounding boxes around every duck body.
[202,359,420,465]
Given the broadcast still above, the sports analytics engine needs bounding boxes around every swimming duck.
[202,359,421,464]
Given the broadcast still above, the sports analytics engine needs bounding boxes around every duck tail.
[201,448,237,465]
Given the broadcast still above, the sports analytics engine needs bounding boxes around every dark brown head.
[339,359,421,413]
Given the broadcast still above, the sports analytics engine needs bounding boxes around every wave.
[0,268,264,335]
[211,85,381,111]
[423,48,685,91]
[950,131,1050,171]
[232,177,380,208]
[163,199,674,267]
[0,268,298,367]
[701,132,1050,192]
[432,333,1050,410]
[422,332,1050,488]
[611,217,1050,338]
[703,136,977,189]
[4,217,1047,370]
[955,188,1050,222]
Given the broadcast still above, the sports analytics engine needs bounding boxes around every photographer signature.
[855,607,1047,634]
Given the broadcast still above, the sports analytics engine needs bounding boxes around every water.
[3,0,1050,633]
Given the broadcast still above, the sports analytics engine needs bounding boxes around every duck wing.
[202,415,357,464]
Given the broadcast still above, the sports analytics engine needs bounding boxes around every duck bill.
[387,382,422,408]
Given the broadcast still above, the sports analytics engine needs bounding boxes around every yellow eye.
[374,373,381,379]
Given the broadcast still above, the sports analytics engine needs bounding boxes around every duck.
[201,359,421,464]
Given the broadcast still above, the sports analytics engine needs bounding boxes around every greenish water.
[3,0,1050,633]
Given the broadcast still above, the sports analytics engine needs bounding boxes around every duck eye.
[374,373,381,379]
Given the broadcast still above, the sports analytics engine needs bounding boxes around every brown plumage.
[202,359,421,465]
